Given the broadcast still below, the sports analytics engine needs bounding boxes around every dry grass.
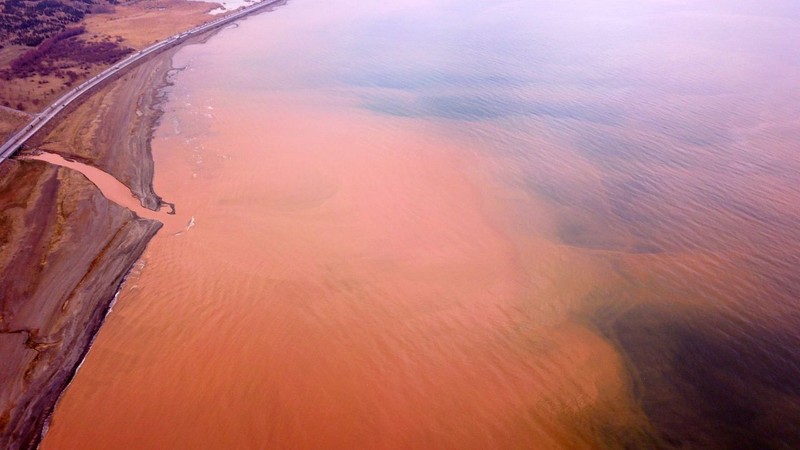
[0,0,218,128]
[83,0,220,49]
[0,108,29,143]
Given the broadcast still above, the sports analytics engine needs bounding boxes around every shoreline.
[0,11,243,449]
[0,51,173,450]
[20,2,273,211]
[0,0,288,165]
[37,220,161,450]
[0,159,162,450]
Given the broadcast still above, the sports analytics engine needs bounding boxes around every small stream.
[24,152,191,234]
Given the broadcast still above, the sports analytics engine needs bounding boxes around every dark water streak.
[406,1,800,446]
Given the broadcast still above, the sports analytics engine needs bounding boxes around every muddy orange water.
[43,0,800,448]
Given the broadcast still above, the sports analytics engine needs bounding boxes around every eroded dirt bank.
[0,34,187,450]
[0,159,161,450]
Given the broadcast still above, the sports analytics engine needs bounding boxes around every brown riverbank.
[0,0,219,140]
[0,36,184,450]
[0,159,161,449]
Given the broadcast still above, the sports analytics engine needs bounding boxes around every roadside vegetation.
[4,27,133,81]
[0,0,115,47]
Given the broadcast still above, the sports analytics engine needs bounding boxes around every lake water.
[43,0,800,448]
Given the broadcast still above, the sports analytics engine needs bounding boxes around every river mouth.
[22,151,192,234]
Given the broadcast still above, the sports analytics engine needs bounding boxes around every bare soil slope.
[0,159,161,450]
